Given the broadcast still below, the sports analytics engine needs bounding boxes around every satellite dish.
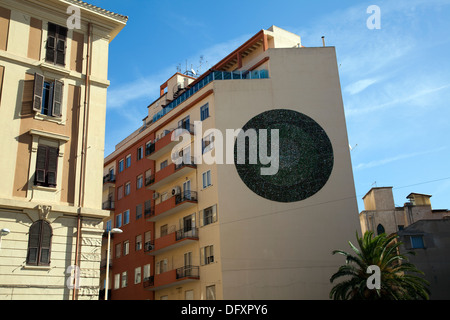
[191,69,196,75]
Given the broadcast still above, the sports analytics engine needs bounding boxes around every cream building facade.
[360,187,450,235]
[0,0,126,299]
[103,26,360,300]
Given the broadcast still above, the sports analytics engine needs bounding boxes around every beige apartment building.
[360,187,450,235]
[103,25,360,300]
[0,0,126,299]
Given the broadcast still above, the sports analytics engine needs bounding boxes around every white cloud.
[344,78,379,95]
[354,147,446,170]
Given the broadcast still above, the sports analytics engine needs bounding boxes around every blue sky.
[87,0,450,212]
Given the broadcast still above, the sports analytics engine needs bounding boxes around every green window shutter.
[35,145,47,183]
[32,73,44,112]
[46,147,58,186]
[52,80,63,117]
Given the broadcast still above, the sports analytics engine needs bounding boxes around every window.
[115,243,121,258]
[144,231,151,251]
[200,103,209,121]
[126,154,131,168]
[123,210,130,225]
[35,145,59,188]
[178,116,190,130]
[123,240,129,256]
[125,182,131,196]
[115,213,122,228]
[135,234,142,251]
[137,175,143,189]
[202,133,214,153]
[39,78,63,117]
[410,236,425,249]
[143,264,151,281]
[118,159,124,173]
[121,271,128,288]
[114,274,120,289]
[201,245,214,265]
[156,259,168,275]
[160,224,168,237]
[136,204,142,220]
[185,290,194,300]
[134,267,141,284]
[202,205,217,226]
[26,220,52,266]
[376,224,385,235]
[137,146,143,160]
[46,23,68,66]
[144,200,152,216]
[160,160,168,170]
[105,220,112,232]
[206,285,216,300]
[117,185,123,200]
[202,170,212,188]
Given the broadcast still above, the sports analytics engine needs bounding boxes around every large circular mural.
[234,109,334,203]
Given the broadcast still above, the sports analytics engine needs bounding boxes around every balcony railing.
[176,265,200,280]
[103,173,115,184]
[176,227,199,241]
[148,190,198,222]
[152,69,269,123]
[143,266,200,291]
[102,200,115,210]
[145,124,195,159]
[147,160,197,190]
[145,228,199,255]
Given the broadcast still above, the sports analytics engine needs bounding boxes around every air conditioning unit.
[152,192,160,200]
[171,186,181,196]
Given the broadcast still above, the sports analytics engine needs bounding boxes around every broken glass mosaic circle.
[234,109,334,202]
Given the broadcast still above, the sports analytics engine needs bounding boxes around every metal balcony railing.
[176,265,200,279]
[102,200,115,210]
[174,156,197,171]
[175,227,199,241]
[153,69,269,123]
[103,173,115,184]
[175,190,198,205]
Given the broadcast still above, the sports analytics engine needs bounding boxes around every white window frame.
[202,170,212,189]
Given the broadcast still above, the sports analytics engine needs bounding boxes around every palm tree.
[330,231,430,300]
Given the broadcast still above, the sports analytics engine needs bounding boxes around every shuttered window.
[26,220,52,266]
[35,145,59,188]
[46,23,68,66]
[32,73,64,117]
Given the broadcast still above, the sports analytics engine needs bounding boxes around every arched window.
[27,220,52,266]
[377,223,385,235]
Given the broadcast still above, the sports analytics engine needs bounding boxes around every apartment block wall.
[0,0,126,300]
[213,47,360,299]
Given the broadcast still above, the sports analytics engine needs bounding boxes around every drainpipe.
[73,22,92,300]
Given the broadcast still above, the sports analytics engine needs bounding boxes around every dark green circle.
[234,109,334,202]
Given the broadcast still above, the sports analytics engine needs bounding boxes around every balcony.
[152,69,269,123]
[102,199,115,210]
[147,157,197,190]
[145,228,199,255]
[147,190,198,222]
[146,124,195,161]
[103,173,116,186]
[143,265,200,291]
